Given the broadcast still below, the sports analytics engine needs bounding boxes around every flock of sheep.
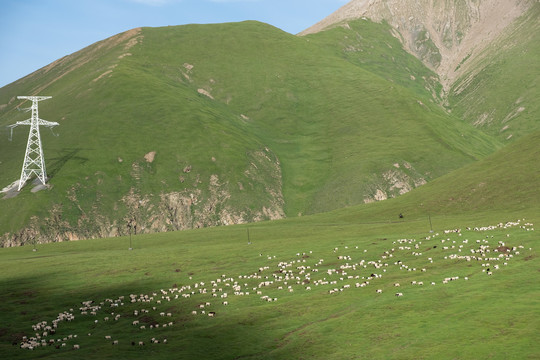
[18,219,534,351]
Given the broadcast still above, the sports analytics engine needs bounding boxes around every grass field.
[1,202,538,359]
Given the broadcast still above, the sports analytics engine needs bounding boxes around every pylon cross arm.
[9,120,32,127]
[38,119,59,127]
[17,95,51,101]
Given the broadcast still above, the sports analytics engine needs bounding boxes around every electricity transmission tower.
[8,96,59,191]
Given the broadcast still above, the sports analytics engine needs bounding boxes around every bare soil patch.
[140,316,158,326]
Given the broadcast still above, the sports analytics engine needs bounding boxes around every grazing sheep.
[395,293,403,297]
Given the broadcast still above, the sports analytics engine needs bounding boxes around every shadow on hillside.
[0,269,273,359]
[47,148,89,179]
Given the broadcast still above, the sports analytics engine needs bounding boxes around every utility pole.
[127,217,136,250]
[8,96,59,191]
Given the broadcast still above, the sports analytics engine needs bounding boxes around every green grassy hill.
[0,20,502,245]
[328,129,540,224]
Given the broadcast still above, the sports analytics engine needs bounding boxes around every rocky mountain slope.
[301,0,539,142]
[301,0,533,89]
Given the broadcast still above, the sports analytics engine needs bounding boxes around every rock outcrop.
[1,147,285,247]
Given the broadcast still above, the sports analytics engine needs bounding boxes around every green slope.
[321,129,540,226]
[397,130,540,216]
[448,3,540,141]
[0,20,501,244]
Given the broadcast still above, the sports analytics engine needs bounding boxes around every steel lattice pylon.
[8,96,59,191]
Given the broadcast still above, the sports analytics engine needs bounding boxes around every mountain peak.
[300,0,534,90]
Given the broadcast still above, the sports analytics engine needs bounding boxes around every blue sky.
[0,0,348,88]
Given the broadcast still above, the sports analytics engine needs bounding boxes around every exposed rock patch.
[92,69,113,82]
[1,147,285,247]
[364,162,427,203]
[144,151,156,163]
[197,88,214,99]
